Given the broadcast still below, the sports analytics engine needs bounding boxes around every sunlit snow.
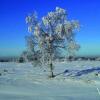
[0,61,100,100]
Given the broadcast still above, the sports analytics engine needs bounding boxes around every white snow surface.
[0,61,100,100]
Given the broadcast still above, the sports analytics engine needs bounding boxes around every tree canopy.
[26,7,80,77]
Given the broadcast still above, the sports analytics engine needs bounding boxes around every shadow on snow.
[62,67,100,77]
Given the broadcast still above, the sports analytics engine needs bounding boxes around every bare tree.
[26,7,80,78]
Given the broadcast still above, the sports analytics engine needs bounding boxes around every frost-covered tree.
[26,7,80,77]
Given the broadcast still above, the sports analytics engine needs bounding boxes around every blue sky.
[0,0,100,57]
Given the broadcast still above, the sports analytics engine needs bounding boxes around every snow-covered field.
[0,61,100,100]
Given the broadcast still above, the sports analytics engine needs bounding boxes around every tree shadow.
[74,67,100,77]
[55,67,100,77]
[63,67,100,77]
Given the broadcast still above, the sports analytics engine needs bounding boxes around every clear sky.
[0,0,100,57]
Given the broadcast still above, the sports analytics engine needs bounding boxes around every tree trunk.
[48,40,55,78]
[49,63,55,78]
